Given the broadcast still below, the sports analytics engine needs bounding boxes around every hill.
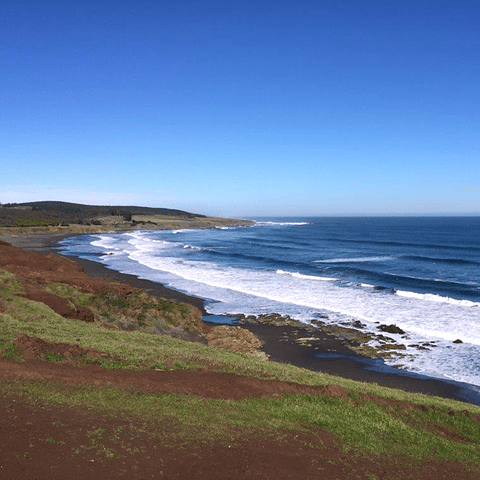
[0,201,252,235]
[0,201,205,227]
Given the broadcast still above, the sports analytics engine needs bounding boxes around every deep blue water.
[249,217,480,301]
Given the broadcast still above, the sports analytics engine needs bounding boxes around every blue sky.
[1,0,479,217]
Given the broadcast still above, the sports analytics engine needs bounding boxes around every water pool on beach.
[58,217,480,392]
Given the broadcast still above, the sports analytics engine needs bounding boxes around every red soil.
[0,239,138,297]
[2,335,479,479]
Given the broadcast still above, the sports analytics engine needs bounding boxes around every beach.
[2,231,477,406]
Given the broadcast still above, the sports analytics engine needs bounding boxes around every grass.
[1,267,480,468]
[0,213,252,234]
[44,281,204,339]
[2,377,480,464]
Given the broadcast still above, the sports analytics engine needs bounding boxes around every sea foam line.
[91,235,121,250]
[277,270,336,281]
[254,221,310,226]
[396,290,480,308]
[314,256,394,264]
[183,244,203,250]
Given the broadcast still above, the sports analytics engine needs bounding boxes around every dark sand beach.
[2,232,478,406]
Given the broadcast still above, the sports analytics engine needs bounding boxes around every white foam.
[396,290,480,308]
[384,340,480,387]
[254,221,310,226]
[183,244,203,250]
[277,270,336,281]
[91,235,118,249]
[315,256,394,263]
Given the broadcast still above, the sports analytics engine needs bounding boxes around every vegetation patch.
[0,201,253,233]
[1,377,480,466]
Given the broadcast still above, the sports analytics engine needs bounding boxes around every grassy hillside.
[0,202,252,237]
[0,201,204,227]
[1,260,480,478]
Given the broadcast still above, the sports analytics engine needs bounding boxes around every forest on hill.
[0,201,204,227]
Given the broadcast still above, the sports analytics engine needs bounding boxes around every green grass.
[1,267,480,467]
[43,281,204,338]
[13,219,55,227]
[1,377,480,464]
[0,341,22,360]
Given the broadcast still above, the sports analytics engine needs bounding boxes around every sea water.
[58,217,480,391]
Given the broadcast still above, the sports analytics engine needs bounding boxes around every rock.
[373,286,396,293]
[310,319,326,327]
[378,324,405,335]
[206,325,266,357]
[378,343,407,351]
[352,320,366,329]
[453,339,463,344]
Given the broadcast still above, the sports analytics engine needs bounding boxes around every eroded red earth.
[2,335,479,479]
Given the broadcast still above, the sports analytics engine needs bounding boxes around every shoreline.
[3,231,479,406]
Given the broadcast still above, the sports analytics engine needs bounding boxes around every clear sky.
[1,0,479,217]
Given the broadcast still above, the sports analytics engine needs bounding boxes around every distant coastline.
[0,200,253,236]
[0,215,253,237]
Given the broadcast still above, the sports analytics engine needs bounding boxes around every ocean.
[58,216,480,392]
